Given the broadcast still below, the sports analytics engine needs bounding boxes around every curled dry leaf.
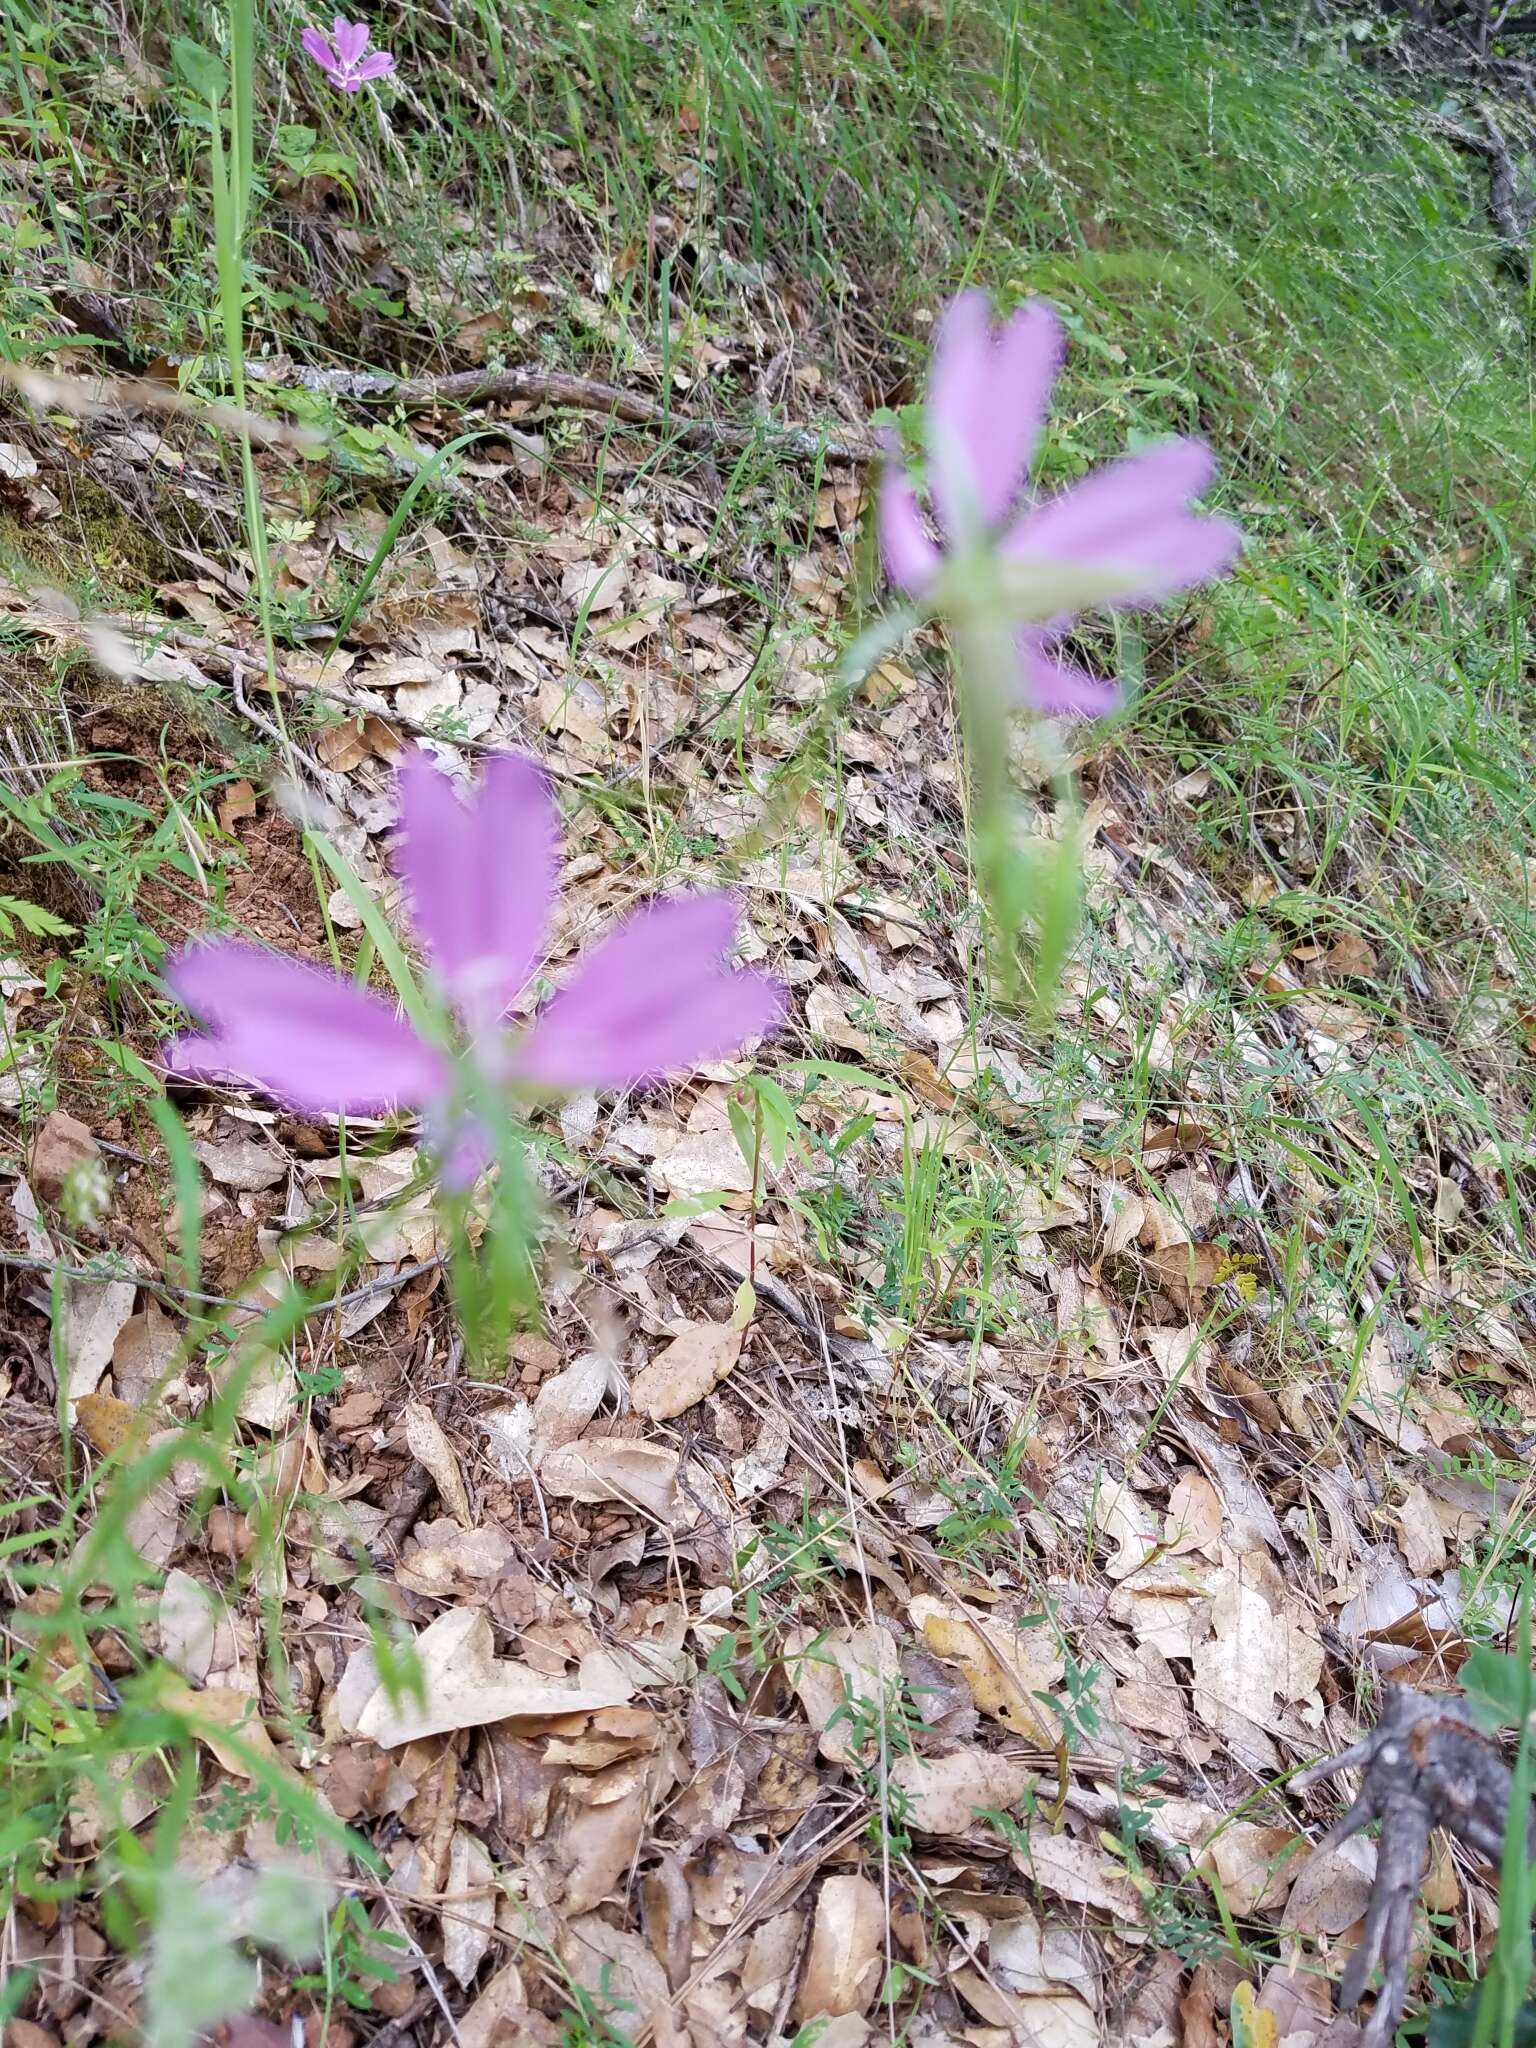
[442,1827,496,1988]
[58,1275,137,1413]
[631,1319,743,1421]
[785,1625,901,1762]
[794,1874,886,2021]
[334,1605,632,1748]
[403,1399,473,1527]
[1163,1470,1223,1558]
[908,1596,1062,1740]
[1189,1556,1325,1770]
[888,1748,1035,1836]
[538,1435,680,1520]
[955,1909,1099,2048]
[1197,1821,1303,1917]
[532,1350,616,1459]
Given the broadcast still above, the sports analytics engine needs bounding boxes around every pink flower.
[880,291,1240,716]
[163,752,784,1181]
[300,15,395,91]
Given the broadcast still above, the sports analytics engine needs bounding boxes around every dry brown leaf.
[955,1910,1099,2048]
[784,1626,901,1763]
[442,1827,495,1987]
[168,1682,286,1780]
[1396,1480,1448,1576]
[192,1128,287,1191]
[1189,1555,1324,1769]
[59,1275,137,1413]
[1326,931,1378,981]
[1197,1822,1302,1916]
[1280,1835,1375,1938]
[27,1109,101,1203]
[631,1320,743,1421]
[1163,1471,1223,1559]
[1141,1323,1213,1402]
[335,1606,632,1748]
[112,1299,190,1410]
[157,1567,217,1683]
[794,1874,885,2020]
[532,1351,616,1459]
[1021,1833,1140,1920]
[538,1436,679,1519]
[908,1596,1062,1740]
[553,1761,654,1914]
[559,1913,682,2048]
[888,1749,1034,1835]
[1143,1240,1225,1311]
[403,1399,473,1527]
[456,1961,527,2048]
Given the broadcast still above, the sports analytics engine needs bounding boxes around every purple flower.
[300,15,395,91]
[880,291,1240,716]
[163,752,784,1180]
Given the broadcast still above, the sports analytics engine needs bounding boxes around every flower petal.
[516,896,784,1091]
[331,16,370,65]
[301,24,339,69]
[164,941,447,1115]
[1007,438,1240,607]
[395,750,559,1032]
[352,47,394,79]
[878,442,942,597]
[929,292,1061,535]
[1015,633,1121,719]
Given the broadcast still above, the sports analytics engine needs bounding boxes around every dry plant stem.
[0,362,325,453]
[244,358,877,464]
[1294,1685,1536,2046]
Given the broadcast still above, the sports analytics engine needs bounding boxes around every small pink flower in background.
[301,15,395,91]
[880,291,1240,716]
[163,752,784,1181]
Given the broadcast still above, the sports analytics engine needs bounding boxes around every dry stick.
[0,361,325,455]
[247,358,879,466]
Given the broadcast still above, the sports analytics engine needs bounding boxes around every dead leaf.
[403,1400,473,1528]
[888,1749,1035,1835]
[538,1436,679,1520]
[335,1606,632,1748]
[442,1827,495,1987]
[1163,1471,1223,1558]
[191,1129,287,1191]
[1326,931,1378,981]
[908,1596,1062,1740]
[58,1276,137,1412]
[1197,1822,1302,1916]
[28,1109,101,1204]
[794,1875,885,2020]
[1021,1833,1140,1921]
[1189,1555,1324,1769]
[632,1320,743,1420]
[785,1626,901,1763]
[158,1567,217,1682]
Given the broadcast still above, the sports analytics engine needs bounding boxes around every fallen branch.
[1294,1684,1536,2046]
[247,357,878,465]
[0,362,325,456]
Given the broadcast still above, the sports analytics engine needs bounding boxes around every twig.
[0,361,325,455]
[1295,1685,1535,2046]
[245,358,877,466]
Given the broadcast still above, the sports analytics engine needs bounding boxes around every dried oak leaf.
[334,1606,632,1748]
[907,1596,1062,1741]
